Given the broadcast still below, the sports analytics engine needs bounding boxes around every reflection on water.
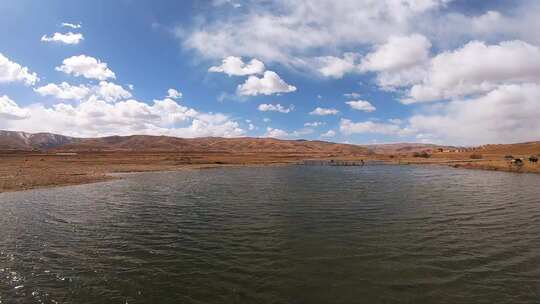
[1,165,540,303]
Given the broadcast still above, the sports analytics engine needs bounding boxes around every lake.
[1,165,540,303]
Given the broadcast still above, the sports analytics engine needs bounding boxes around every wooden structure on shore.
[300,159,365,166]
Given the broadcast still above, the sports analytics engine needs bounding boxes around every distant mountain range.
[3,130,538,156]
[0,130,368,155]
[0,130,80,151]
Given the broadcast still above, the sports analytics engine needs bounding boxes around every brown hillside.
[56,135,369,155]
[0,131,369,156]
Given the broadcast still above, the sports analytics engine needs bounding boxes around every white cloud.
[422,3,540,47]
[316,53,358,78]
[346,100,376,112]
[404,40,540,103]
[182,0,451,65]
[360,34,431,72]
[408,83,540,145]
[373,65,427,91]
[96,81,132,103]
[321,130,336,138]
[41,32,84,45]
[339,119,409,136]
[470,11,502,34]
[34,82,90,100]
[344,92,361,99]
[337,83,540,145]
[34,81,131,103]
[62,22,81,29]
[263,117,271,122]
[166,88,183,99]
[209,56,265,76]
[212,0,242,8]
[56,55,116,80]
[0,53,39,86]
[264,126,314,139]
[180,0,540,100]
[314,34,431,79]
[304,121,325,127]
[0,95,29,120]
[265,127,289,139]
[257,103,294,113]
[237,71,296,96]
[310,107,339,116]
[0,96,245,138]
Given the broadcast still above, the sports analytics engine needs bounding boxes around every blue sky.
[1,0,539,145]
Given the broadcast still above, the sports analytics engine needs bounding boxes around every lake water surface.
[1,165,540,303]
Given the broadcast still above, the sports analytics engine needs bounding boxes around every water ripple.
[1,165,540,303]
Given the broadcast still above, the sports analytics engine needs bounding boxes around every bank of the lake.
[2,152,540,193]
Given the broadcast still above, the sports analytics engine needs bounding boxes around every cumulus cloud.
[316,53,359,78]
[34,82,90,100]
[264,126,313,139]
[338,83,540,145]
[321,130,336,138]
[422,3,540,47]
[314,34,431,79]
[346,100,376,112]
[0,53,39,85]
[209,56,265,76]
[166,88,183,99]
[360,34,431,72]
[182,0,540,66]
[313,34,432,81]
[304,121,325,127]
[237,71,296,96]
[41,32,84,45]
[344,92,361,99]
[373,65,427,91]
[403,40,540,103]
[265,127,289,139]
[408,83,540,145]
[96,81,132,102]
[291,128,314,137]
[0,95,29,120]
[257,103,294,113]
[310,107,339,116]
[212,0,242,8]
[339,119,408,136]
[56,55,116,80]
[62,22,81,29]
[34,81,131,103]
[470,11,502,34]
[0,96,245,138]
[182,0,451,64]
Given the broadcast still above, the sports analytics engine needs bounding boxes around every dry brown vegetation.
[0,149,373,193]
[386,141,540,174]
[2,130,540,193]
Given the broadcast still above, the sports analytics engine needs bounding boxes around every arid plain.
[2,130,539,192]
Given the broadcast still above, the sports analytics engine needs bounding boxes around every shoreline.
[0,164,290,194]
[391,158,540,174]
[2,152,539,194]
[0,152,306,193]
